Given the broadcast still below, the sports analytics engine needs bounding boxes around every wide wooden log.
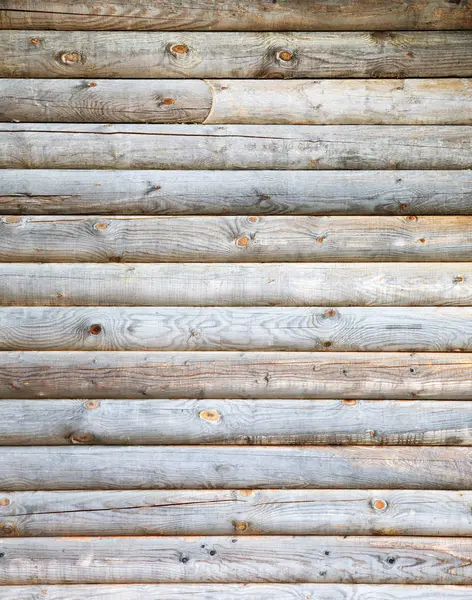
[1,352,472,400]
[2,446,472,489]
[1,3,471,31]
[3,307,472,352]
[3,79,472,124]
[1,263,471,307]
[1,399,472,446]
[2,124,472,170]
[2,489,472,536]
[0,536,472,583]
[2,170,472,216]
[1,215,471,263]
[1,585,472,600]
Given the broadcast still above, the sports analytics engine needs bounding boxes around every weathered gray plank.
[1,399,471,445]
[2,124,472,170]
[2,489,472,536]
[4,307,472,352]
[1,263,471,307]
[1,352,472,400]
[1,536,472,583]
[2,170,472,216]
[2,446,472,490]
[1,585,472,600]
[1,4,471,31]
[4,79,472,125]
[2,215,472,263]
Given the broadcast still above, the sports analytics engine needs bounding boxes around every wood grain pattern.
[1,584,472,600]
[1,536,472,583]
[2,124,472,170]
[2,489,472,536]
[2,215,472,263]
[2,170,472,216]
[5,79,472,125]
[1,3,471,31]
[2,263,471,307]
[2,352,472,400]
[2,446,472,489]
[2,399,472,446]
[4,307,472,352]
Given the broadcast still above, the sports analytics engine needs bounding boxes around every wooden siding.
[1,0,471,596]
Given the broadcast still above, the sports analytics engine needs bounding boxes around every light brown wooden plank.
[1,263,471,307]
[1,536,472,583]
[1,352,472,400]
[2,489,472,536]
[3,79,472,124]
[2,307,472,352]
[2,124,472,170]
[2,170,472,216]
[1,2,471,30]
[1,215,471,263]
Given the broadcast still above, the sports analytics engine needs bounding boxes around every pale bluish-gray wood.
[2,489,472,536]
[2,215,472,263]
[2,263,471,307]
[1,585,472,600]
[1,446,472,490]
[2,2,472,30]
[1,399,471,446]
[4,307,472,352]
[4,79,472,125]
[2,170,472,216]
[2,124,472,170]
[1,536,472,583]
[2,352,472,400]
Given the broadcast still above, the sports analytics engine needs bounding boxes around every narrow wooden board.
[1,536,472,583]
[2,170,472,216]
[1,263,471,307]
[1,584,472,600]
[2,124,472,170]
[1,3,471,31]
[2,215,472,263]
[3,307,472,352]
[4,79,472,124]
[2,489,472,536]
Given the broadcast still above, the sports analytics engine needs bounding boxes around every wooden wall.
[1,1,472,598]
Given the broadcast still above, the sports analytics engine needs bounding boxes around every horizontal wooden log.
[2,352,472,400]
[2,170,472,216]
[4,79,472,125]
[1,536,472,583]
[1,215,472,263]
[2,263,471,307]
[2,399,472,446]
[2,489,472,536]
[2,1,472,31]
[2,446,472,489]
[2,124,472,170]
[1,585,472,600]
[4,307,472,352]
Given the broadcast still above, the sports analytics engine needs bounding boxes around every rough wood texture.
[2,446,472,490]
[2,352,472,400]
[2,263,471,307]
[1,536,472,583]
[2,215,472,263]
[2,489,472,536]
[2,124,472,170]
[4,307,472,352]
[3,79,472,125]
[1,3,471,31]
[1,585,472,600]
[2,170,472,216]
[2,399,472,446]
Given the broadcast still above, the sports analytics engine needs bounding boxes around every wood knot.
[162,98,176,105]
[89,324,102,335]
[233,521,248,531]
[70,432,94,444]
[94,222,108,230]
[248,216,259,223]
[324,309,337,318]
[84,400,100,410]
[342,399,357,406]
[277,50,294,62]
[29,37,41,45]
[59,51,84,65]
[236,236,249,247]
[199,410,221,422]
[0,498,10,507]
[373,499,388,511]
[88,82,97,87]
[170,44,189,55]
